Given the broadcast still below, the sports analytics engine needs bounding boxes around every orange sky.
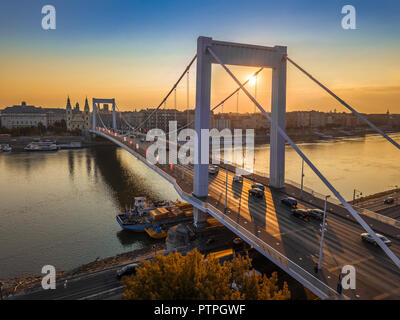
[1,47,399,114]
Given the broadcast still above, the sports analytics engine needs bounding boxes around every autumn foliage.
[122,249,290,300]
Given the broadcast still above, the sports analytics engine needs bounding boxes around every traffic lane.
[178,159,400,266]
[356,192,400,212]
[207,169,400,298]
[116,137,400,297]
[13,268,123,300]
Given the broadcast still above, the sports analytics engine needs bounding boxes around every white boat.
[0,144,12,152]
[57,141,82,149]
[24,140,58,152]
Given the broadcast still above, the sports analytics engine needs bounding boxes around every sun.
[248,75,256,85]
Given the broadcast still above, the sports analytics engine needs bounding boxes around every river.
[0,133,399,278]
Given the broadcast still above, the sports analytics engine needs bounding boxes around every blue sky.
[0,0,399,112]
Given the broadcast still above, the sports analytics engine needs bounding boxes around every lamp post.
[353,189,362,203]
[300,159,305,197]
[318,195,330,270]
[225,163,229,211]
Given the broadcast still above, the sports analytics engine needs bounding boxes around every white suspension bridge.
[90,37,400,300]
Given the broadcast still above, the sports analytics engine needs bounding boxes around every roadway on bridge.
[99,130,400,299]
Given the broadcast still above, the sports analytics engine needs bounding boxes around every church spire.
[66,96,72,109]
[84,96,89,110]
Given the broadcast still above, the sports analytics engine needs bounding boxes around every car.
[384,197,394,204]
[307,208,324,220]
[251,183,265,191]
[291,209,309,221]
[208,165,219,174]
[140,138,145,142]
[116,262,141,279]
[233,175,243,183]
[281,197,298,208]
[249,188,264,198]
[361,233,392,246]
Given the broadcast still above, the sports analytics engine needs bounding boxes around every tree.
[122,249,290,300]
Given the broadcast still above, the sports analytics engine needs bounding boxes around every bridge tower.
[193,37,287,227]
[92,98,117,131]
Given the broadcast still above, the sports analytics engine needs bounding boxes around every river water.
[0,133,399,278]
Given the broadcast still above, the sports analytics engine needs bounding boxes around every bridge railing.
[284,177,400,229]
[94,127,341,299]
[171,178,341,300]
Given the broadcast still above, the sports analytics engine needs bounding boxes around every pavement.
[22,129,397,301]
[354,191,400,220]
[115,131,400,300]
[11,266,124,300]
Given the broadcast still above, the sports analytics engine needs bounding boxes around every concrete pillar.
[193,207,208,229]
[193,36,212,198]
[269,46,287,189]
[112,100,117,131]
[92,101,97,130]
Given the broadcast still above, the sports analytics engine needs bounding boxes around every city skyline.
[0,1,399,113]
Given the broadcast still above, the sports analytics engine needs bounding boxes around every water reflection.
[0,145,180,278]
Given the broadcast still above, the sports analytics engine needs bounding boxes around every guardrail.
[284,178,400,230]
[92,129,342,299]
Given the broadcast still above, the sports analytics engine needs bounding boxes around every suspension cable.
[211,67,263,112]
[133,54,197,132]
[286,56,400,150]
[207,46,400,269]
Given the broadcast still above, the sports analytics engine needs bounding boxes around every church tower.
[84,97,90,130]
[66,96,72,131]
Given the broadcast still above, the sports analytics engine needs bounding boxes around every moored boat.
[145,226,168,239]
[0,144,12,152]
[24,140,58,152]
[116,197,193,232]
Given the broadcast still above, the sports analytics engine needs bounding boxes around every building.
[0,101,65,129]
[66,97,90,132]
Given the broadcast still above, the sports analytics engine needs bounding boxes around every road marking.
[327,256,374,273]
[372,286,400,300]
[78,286,124,300]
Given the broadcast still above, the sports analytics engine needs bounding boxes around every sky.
[0,0,399,113]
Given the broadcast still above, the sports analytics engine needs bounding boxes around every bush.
[122,249,290,300]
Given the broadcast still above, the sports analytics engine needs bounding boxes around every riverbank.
[0,134,113,151]
[0,242,165,298]
[253,127,400,145]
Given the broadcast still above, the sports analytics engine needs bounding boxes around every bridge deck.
[92,129,400,300]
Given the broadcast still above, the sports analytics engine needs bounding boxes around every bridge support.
[194,37,288,193]
[112,101,117,130]
[93,98,116,130]
[92,101,97,130]
[193,208,208,229]
[194,37,212,198]
[269,46,287,189]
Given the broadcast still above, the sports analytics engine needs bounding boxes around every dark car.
[116,262,141,279]
[291,209,309,221]
[361,233,392,246]
[307,208,324,220]
[249,188,264,198]
[251,183,265,191]
[384,197,394,204]
[281,197,298,208]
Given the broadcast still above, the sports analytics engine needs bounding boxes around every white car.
[361,233,392,246]
[208,165,219,174]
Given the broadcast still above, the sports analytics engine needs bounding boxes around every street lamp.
[300,159,305,198]
[353,189,362,203]
[318,195,330,270]
[225,162,229,211]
